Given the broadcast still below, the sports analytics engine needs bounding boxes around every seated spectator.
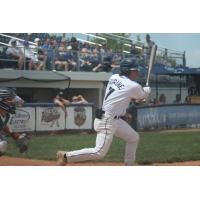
[82,42,91,53]
[130,44,138,57]
[71,95,88,104]
[54,39,68,71]
[54,39,76,71]
[149,98,159,105]
[112,50,123,64]
[184,96,191,104]
[19,40,37,70]
[79,48,92,71]
[42,37,57,70]
[130,44,143,61]
[65,46,77,71]
[6,38,24,69]
[90,49,102,72]
[54,91,70,113]
[173,94,182,104]
[93,56,111,72]
[33,38,47,70]
[158,93,166,104]
[111,59,121,74]
[70,37,79,51]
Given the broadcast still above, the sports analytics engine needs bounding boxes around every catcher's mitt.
[16,133,29,153]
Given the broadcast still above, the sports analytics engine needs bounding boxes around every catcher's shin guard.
[0,140,8,156]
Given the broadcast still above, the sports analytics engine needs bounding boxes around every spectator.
[70,37,79,51]
[111,59,121,74]
[42,36,58,70]
[158,93,166,104]
[90,49,103,72]
[184,96,191,104]
[6,38,25,69]
[71,95,88,104]
[94,56,112,73]
[33,38,47,70]
[54,91,70,114]
[70,37,79,69]
[54,38,69,71]
[173,94,182,104]
[19,40,37,70]
[130,44,138,58]
[144,34,155,65]
[79,47,92,71]
[65,46,77,71]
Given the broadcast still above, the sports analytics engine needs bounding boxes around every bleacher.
[0,33,187,76]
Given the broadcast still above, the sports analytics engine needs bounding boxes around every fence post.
[183,51,186,67]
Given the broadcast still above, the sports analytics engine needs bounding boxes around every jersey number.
[105,87,115,100]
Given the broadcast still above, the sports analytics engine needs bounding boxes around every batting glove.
[143,86,151,94]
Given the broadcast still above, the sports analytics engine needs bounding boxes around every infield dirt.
[0,156,200,166]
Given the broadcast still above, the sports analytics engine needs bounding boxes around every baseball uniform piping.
[70,118,109,158]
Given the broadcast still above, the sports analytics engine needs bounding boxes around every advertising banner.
[137,105,200,129]
[8,107,35,132]
[36,106,66,131]
[66,105,93,129]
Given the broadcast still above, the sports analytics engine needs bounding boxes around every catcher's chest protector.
[0,114,10,130]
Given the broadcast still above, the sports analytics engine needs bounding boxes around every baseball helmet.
[0,87,18,114]
[120,58,139,76]
[0,87,17,101]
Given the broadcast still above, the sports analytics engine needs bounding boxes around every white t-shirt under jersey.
[102,74,149,117]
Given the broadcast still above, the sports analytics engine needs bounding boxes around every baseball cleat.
[56,151,68,166]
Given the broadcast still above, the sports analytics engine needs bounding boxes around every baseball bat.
[146,44,157,86]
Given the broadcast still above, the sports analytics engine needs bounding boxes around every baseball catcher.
[57,58,151,166]
[0,87,29,156]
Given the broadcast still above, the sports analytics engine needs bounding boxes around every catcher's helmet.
[0,87,18,114]
[0,87,17,101]
[120,58,139,76]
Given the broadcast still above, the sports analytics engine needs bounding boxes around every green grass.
[5,131,200,164]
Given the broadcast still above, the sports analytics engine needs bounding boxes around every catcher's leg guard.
[0,140,8,156]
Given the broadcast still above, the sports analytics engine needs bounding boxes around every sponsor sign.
[137,105,200,129]
[8,107,35,132]
[36,107,65,131]
[66,105,93,129]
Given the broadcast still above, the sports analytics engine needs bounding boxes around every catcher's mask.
[0,87,24,114]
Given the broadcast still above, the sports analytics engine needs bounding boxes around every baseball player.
[0,87,29,156]
[57,58,151,166]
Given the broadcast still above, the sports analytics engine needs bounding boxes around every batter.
[57,58,151,166]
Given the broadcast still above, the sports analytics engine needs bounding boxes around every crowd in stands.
[0,33,156,72]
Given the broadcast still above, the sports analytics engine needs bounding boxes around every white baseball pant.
[66,113,139,166]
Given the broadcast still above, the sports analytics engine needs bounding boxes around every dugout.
[153,65,200,103]
[0,69,111,107]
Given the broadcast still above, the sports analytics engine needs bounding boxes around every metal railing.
[0,33,186,72]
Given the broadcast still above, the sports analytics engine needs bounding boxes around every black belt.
[95,109,105,119]
[114,116,123,119]
[96,109,123,120]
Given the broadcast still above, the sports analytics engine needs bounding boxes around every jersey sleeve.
[130,84,149,100]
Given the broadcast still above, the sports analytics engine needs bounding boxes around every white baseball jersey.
[65,73,150,165]
[102,74,148,117]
